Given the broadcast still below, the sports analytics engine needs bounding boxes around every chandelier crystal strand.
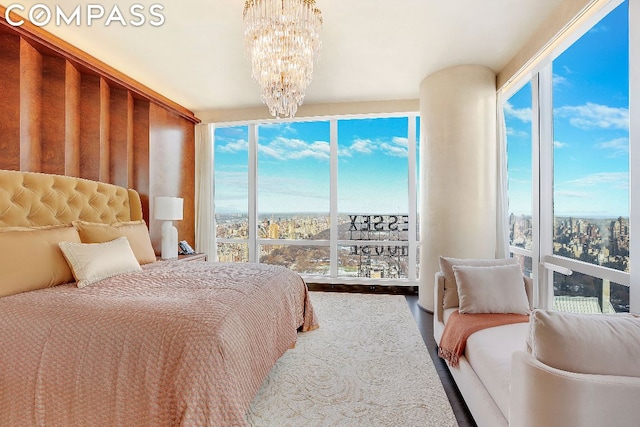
[243,0,322,118]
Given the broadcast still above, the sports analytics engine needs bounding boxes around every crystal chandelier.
[243,0,322,118]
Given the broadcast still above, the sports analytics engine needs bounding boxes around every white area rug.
[247,292,458,426]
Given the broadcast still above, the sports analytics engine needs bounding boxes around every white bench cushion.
[466,322,529,419]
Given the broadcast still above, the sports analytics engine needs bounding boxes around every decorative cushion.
[453,264,530,314]
[0,225,81,297]
[59,237,142,288]
[74,220,156,264]
[439,256,518,309]
[528,309,640,377]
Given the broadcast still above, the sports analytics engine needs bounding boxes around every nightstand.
[157,253,208,262]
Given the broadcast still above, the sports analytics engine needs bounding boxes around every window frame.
[502,0,635,312]
[214,112,421,286]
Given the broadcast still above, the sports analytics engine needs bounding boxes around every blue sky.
[214,125,249,215]
[215,1,629,219]
[214,117,417,215]
[506,0,629,218]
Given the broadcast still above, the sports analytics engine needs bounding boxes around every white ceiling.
[9,0,565,113]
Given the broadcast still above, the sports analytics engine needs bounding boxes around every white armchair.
[510,351,640,427]
[510,309,640,427]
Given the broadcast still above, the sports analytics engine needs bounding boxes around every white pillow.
[453,263,530,314]
[439,256,519,309]
[59,237,142,288]
[528,309,640,377]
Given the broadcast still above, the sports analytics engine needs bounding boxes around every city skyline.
[216,213,412,279]
[510,213,629,273]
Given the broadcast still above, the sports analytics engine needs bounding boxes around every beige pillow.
[453,263,530,314]
[0,225,80,297]
[528,309,640,377]
[74,220,156,265]
[59,237,142,288]
[439,256,519,309]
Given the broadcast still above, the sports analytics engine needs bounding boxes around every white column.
[418,65,498,311]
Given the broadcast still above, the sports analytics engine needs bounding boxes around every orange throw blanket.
[439,311,529,367]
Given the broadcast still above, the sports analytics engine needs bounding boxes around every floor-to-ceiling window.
[337,117,412,280]
[214,125,250,263]
[503,0,631,313]
[550,1,629,312]
[505,81,534,278]
[214,114,420,285]
[257,121,331,275]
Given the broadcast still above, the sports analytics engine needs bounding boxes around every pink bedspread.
[0,261,317,427]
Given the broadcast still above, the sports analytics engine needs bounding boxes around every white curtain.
[195,123,217,261]
[496,93,511,259]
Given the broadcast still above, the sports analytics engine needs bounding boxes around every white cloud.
[596,137,628,158]
[507,177,532,185]
[259,122,297,135]
[564,172,629,189]
[259,144,285,160]
[312,141,331,151]
[380,143,408,158]
[218,139,248,153]
[554,190,591,199]
[504,101,532,122]
[274,137,307,149]
[340,136,412,158]
[554,140,568,148]
[553,74,568,86]
[555,102,629,130]
[289,148,330,160]
[256,175,329,211]
[255,134,410,160]
[213,171,249,209]
[289,141,331,160]
[506,127,530,139]
[392,137,408,147]
[350,139,374,154]
[375,136,409,157]
[215,170,247,185]
[258,137,330,161]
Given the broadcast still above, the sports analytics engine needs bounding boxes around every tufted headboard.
[0,169,143,228]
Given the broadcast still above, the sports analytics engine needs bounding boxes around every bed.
[0,169,318,427]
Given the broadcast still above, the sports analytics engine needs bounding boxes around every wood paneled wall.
[0,7,199,253]
[149,105,196,252]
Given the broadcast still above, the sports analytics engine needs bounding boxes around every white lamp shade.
[154,197,183,221]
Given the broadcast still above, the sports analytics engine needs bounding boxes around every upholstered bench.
[434,256,640,427]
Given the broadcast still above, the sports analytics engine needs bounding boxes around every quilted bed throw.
[0,261,317,427]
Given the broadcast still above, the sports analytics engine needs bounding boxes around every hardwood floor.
[405,295,477,427]
[307,283,418,295]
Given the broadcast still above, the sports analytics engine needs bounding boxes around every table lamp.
[154,196,183,259]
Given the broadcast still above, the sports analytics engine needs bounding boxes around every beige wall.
[498,0,595,89]
[195,99,419,123]
[419,65,498,311]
